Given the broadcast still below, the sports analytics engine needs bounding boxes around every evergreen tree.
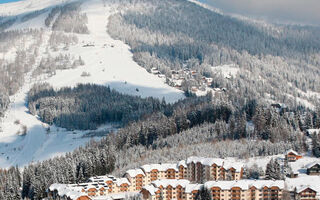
[195,187,212,200]
[265,158,282,180]
[312,133,320,158]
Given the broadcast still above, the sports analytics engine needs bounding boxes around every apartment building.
[141,179,285,200]
[186,157,244,182]
[140,163,180,185]
[47,157,244,200]
[124,168,146,191]
[204,180,284,200]
[140,179,202,200]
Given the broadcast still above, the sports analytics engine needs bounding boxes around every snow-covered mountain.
[0,0,184,168]
[1,0,319,170]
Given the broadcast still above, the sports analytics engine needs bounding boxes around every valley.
[0,0,319,199]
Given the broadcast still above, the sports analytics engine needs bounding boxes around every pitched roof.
[178,160,187,168]
[125,168,145,177]
[185,184,202,193]
[140,163,178,173]
[186,156,243,172]
[286,149,299,156]
[306,161,320,169]
[142,185,160,196]
[152,179,190,188]
[204,180,285,190]
[296,186,317,193]
[113,178,131,186]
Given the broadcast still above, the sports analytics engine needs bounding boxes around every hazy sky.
[0,0,21,4]
[202,0,320,26]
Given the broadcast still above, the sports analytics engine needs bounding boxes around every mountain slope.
[0,0,184,168]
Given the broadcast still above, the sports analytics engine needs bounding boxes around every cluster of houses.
[150,67,213,94]
[47,154,320,200]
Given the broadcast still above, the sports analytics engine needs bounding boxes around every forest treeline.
[1,0,320,199]
[0,0,88,120]
[1,86,318,199]
[45,1,89,34]
[108,0,320,108]
[28,83,167,130]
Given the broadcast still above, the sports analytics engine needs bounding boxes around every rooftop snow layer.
[204,180,285,190]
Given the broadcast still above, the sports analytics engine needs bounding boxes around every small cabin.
[285,149,302,162]
[306,162,320,175]
[294,187,317,200]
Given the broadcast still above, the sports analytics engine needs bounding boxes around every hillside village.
[149,66,225,97]
[48,152,320,200]
[0,0,320,200]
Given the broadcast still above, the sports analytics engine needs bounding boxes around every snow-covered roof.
[186,156,243,172]
[152,179,190,188]
[286,176,320,193]
[140,163,178,173]
[286,149,299,156]
[306,161,320,169]
[115,178,131,186]
[142,185,160,196]
[49,183,65,191]
[89,175,114,183]
[178,160,187,168]
[125,168,145,177]
[185,184,202,193]
[204,180,285,190]
[49,183,89,199]
[296,186,318,193]
[144,180,201,195]
[93,192,139,200]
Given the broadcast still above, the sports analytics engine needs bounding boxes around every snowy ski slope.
[0,0,184,168]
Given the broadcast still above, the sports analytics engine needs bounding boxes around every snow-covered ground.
[0,0,184,168]
[211,64,240,79]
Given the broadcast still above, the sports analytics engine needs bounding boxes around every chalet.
[293,186,318,200]
[306,162,320,175]
[285,149,302,162]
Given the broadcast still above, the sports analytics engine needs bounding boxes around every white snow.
[204,180,285,190]
[307,129,320,135]
[140,163,179,173]
[0,0,184,168]
[125,168,146,177]
[211,64,240,79]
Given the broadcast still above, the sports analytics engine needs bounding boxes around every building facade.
[285,150,303,162]
[141,179,285,200]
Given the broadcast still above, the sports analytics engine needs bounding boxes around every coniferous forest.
[0,0,320,199]
[0,86,319,199]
